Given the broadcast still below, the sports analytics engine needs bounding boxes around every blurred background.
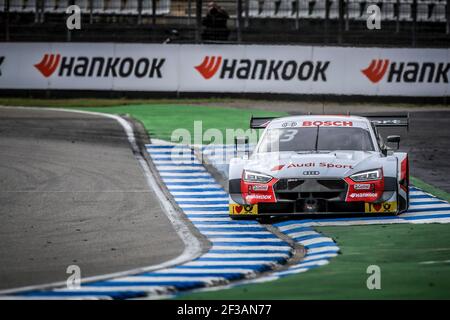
[1,0,449,46]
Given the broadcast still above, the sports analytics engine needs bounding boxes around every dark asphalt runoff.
[378,111,450,193]
[0,107,184,290]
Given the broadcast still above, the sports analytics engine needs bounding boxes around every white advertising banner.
[0,43,448,97]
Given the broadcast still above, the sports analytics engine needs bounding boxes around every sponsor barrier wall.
[0,43,449,97]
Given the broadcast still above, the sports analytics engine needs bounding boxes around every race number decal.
[229,204,258,215]
[365,201,397,213]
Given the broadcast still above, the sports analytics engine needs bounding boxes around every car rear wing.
[362,113,410,131]
[250,113,410,130]
[250,116,278,129]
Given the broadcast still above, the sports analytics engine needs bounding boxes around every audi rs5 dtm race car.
[229,114,409,219]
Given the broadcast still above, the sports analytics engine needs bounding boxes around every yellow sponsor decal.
[229,204,258,215]
[365,201,397,213]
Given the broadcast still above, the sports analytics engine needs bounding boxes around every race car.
[229,114,409,219]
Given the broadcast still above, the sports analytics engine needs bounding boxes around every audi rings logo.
[303,171,320,176]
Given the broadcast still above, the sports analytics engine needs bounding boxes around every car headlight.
[243,170,273,183]
[349,169,382,182]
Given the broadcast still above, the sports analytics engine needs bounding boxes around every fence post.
[447,0,450,34]
[325,0,330,43]
[345,0,349,31]
[338,0,344,44]
[188,0,192,25]
[67,0,75,42]
[196,0,203,42]
[412,0,417,47]
[152,0,157,25]
[138,0,143,25]
[90,0,93,24]
[5,0,9,41]
[237,0,243,42]
[244,0,249,28]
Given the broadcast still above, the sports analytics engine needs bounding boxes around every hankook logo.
[34,53,61,78]
[362,58,450,84]
[195,56,223,79]
[194,56,330,81]
[303,171,320,176]
[361,59,390,83]
[34,53,165,79]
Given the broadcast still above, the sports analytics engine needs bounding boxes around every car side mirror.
[386,135,401,149]
[234,136,249,159]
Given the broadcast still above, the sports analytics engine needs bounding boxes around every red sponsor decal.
[271,164,285,171]
[195,56,223,79]
[344,173,384,202]
[35,53,61,78]
[400,156,409,192]
[361,59,390,84]
[302,120,353,127]
[241,177,278,205]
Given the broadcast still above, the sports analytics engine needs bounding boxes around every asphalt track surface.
[0,108,184,290]
[367,111,450,193]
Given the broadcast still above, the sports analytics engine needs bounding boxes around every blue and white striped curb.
[3,144,293,300]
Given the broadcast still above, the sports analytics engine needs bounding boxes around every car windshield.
[257,127,375,152]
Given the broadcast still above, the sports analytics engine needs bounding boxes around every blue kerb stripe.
[292,234,326,241]
[282,227,315,234]
[206,234,280,239]
[403,213,450,220]
[155,163,203,167]
[147,145,187,149]
[193,220,260,225]
[410,201,446,205]
[175,265,271,272]
[410,194,433,199]
[159,170,206,174]
[167,186,223,191]
[178,200,228,205]
[174,194,228,199]
[303,242,338,249]
[165,182,218,186]
[150,156,196,160]
[299,257,332,264]
[137,273,242,279]
[407,207,450,213]
[194,256,286,262]
[183,206,227,212]
[20,291,146,299]
[208,249,291,254]
[197,227,267,232]
[85,281,206,289]
[306,250,340,257]
[211,241,288,247]
[149,151,193,155]
[186,214,229,218]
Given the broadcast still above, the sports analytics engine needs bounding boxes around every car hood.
[245,151,381,179]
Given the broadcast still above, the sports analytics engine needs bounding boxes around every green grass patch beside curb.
[178,223,450,300]
[411,177,450,203]
[74,104,287,143]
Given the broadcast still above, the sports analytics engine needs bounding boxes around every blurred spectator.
[202,2,230,41]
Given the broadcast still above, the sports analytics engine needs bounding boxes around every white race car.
[229,114,409,219]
